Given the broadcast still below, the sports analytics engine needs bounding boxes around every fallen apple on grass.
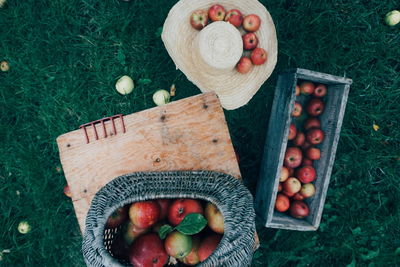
[224,9,243,27]
[190,10,208,30]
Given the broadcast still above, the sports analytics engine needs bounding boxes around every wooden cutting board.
[57,92,241,233]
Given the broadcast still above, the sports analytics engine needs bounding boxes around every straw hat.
[162,0,278,110]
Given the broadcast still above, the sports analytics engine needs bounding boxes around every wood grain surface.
[57,92,241,232]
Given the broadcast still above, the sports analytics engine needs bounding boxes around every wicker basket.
[82,171,256,267]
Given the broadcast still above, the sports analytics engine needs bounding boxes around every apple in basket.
[282,177,301,197]
[284,147,302,168]
[289,201,310,219]
[123,221,149,245]
[306,98,325,117]
[300,183,316,198]
[303,117,321,131]
[292,102,302,117]
[280,166,290,182]
[275,193,290,212]
[225,9,243,27]
[182,236,201,265]
[293,131,305,147]
[301,157,314,166]
[306,147,321,160]
[243,14,261,32]
[205,202,224,234]
[288,123,297,140]
[242,33,258,50]
[190,10,209,30]
[313,84,328,97]
[156,199,171,221]
[168,199,204,226]
[251,48,267,65]
[306,128,325,145]
[129,233,168,267]
[106,205,128,228]
[299,81,315,95]
[296,166,317,184]
[165,231,193,259]
[236,57,252,74]
[208,4,226,21]
[198,234,222,262]
[129,201,160,229]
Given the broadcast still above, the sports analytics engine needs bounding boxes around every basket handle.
[79,114,126,144]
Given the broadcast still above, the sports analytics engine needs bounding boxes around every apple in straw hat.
[162,0,278,110]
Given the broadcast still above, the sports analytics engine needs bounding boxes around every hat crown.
[196,21,243,72]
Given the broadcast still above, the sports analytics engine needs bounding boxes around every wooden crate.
[57,92,241,233]
[255,68,352,231]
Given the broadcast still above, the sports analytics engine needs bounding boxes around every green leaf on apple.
[176,213,207,235]
[158,224,173,239]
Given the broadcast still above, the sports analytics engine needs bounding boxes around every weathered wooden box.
[255,68,352,231]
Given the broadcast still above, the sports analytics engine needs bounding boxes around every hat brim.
[162,0,278,110]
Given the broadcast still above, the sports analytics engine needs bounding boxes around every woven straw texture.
[162,0,278,110]
[82,171,256,267]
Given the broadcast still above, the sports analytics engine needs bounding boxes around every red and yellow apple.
[243,14,261,32]
[306,98,325,116]
[242,32,258,50]
[292,102,302,117]
[165,231,192,259]
[282,177,301,196]
[168,199,204,226]
[250,48,267,65]
[205,202,224,234]
[190,10,208,30]
[129,201,160,229]
[293,131,305,146]
[289,201,310,219]
[275,193,290,212]
[236,57,252,74]
[129,233,168,267]
[284,147,303,168]
[296,166,316,183]
[303,117,321,130]
[208,4,226,21]
[182,236,201,265]
[279,166,290,182]
[306,128,325,145]
[299,81,315,95]
[224,9,243,27]
[306,147,321,160]
[313,84,327,97]
[288,123,297,140]
[300,183,316,198]
[123,221,149,245]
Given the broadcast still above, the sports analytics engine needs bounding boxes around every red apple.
[205,202,224,234]
[242,33,258,50]
[165,231,192,259]
[287,167,295,177]
[306,98,325,116]
[156,199,171,221]
[208,4,226,21]
[289,201,310,219]
[168,199,204,226]
[182,236,201,265]
[198,234,222,262]
[303,117,321,130]
[293,193,305,201]
[295,85,300,96]
[243,14,261,32]
[190,10,208,30]
[63,185,72,198]
[280,166,290,182]
[282,177,301,196]
[278,183,283,192]
[275,193,290,212]
[300,183,316,198]
[301,141,312,151]
[306,147,321,160]
[236,57,252,74]
[250,47,267,65]
[313,84,327,97]
[129,201,160,229]
[299,81,315,95]
[301,157,314,166]
[130,233,168,267]
[296,166,316,183]
[107,205,128,228]
[284,147,303,168]
[224,9,243,27]
[124,221,149,245]
[306,128,325,145]
[293,131,305,146]
[292,102,302,117]
[288,123,297,140]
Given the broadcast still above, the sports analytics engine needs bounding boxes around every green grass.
[1,0,399,266]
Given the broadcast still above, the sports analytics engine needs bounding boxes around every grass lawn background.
[1,0,399,266]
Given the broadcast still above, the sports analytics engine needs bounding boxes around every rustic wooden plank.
[255,68,352,231]
[57,93,241,232]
